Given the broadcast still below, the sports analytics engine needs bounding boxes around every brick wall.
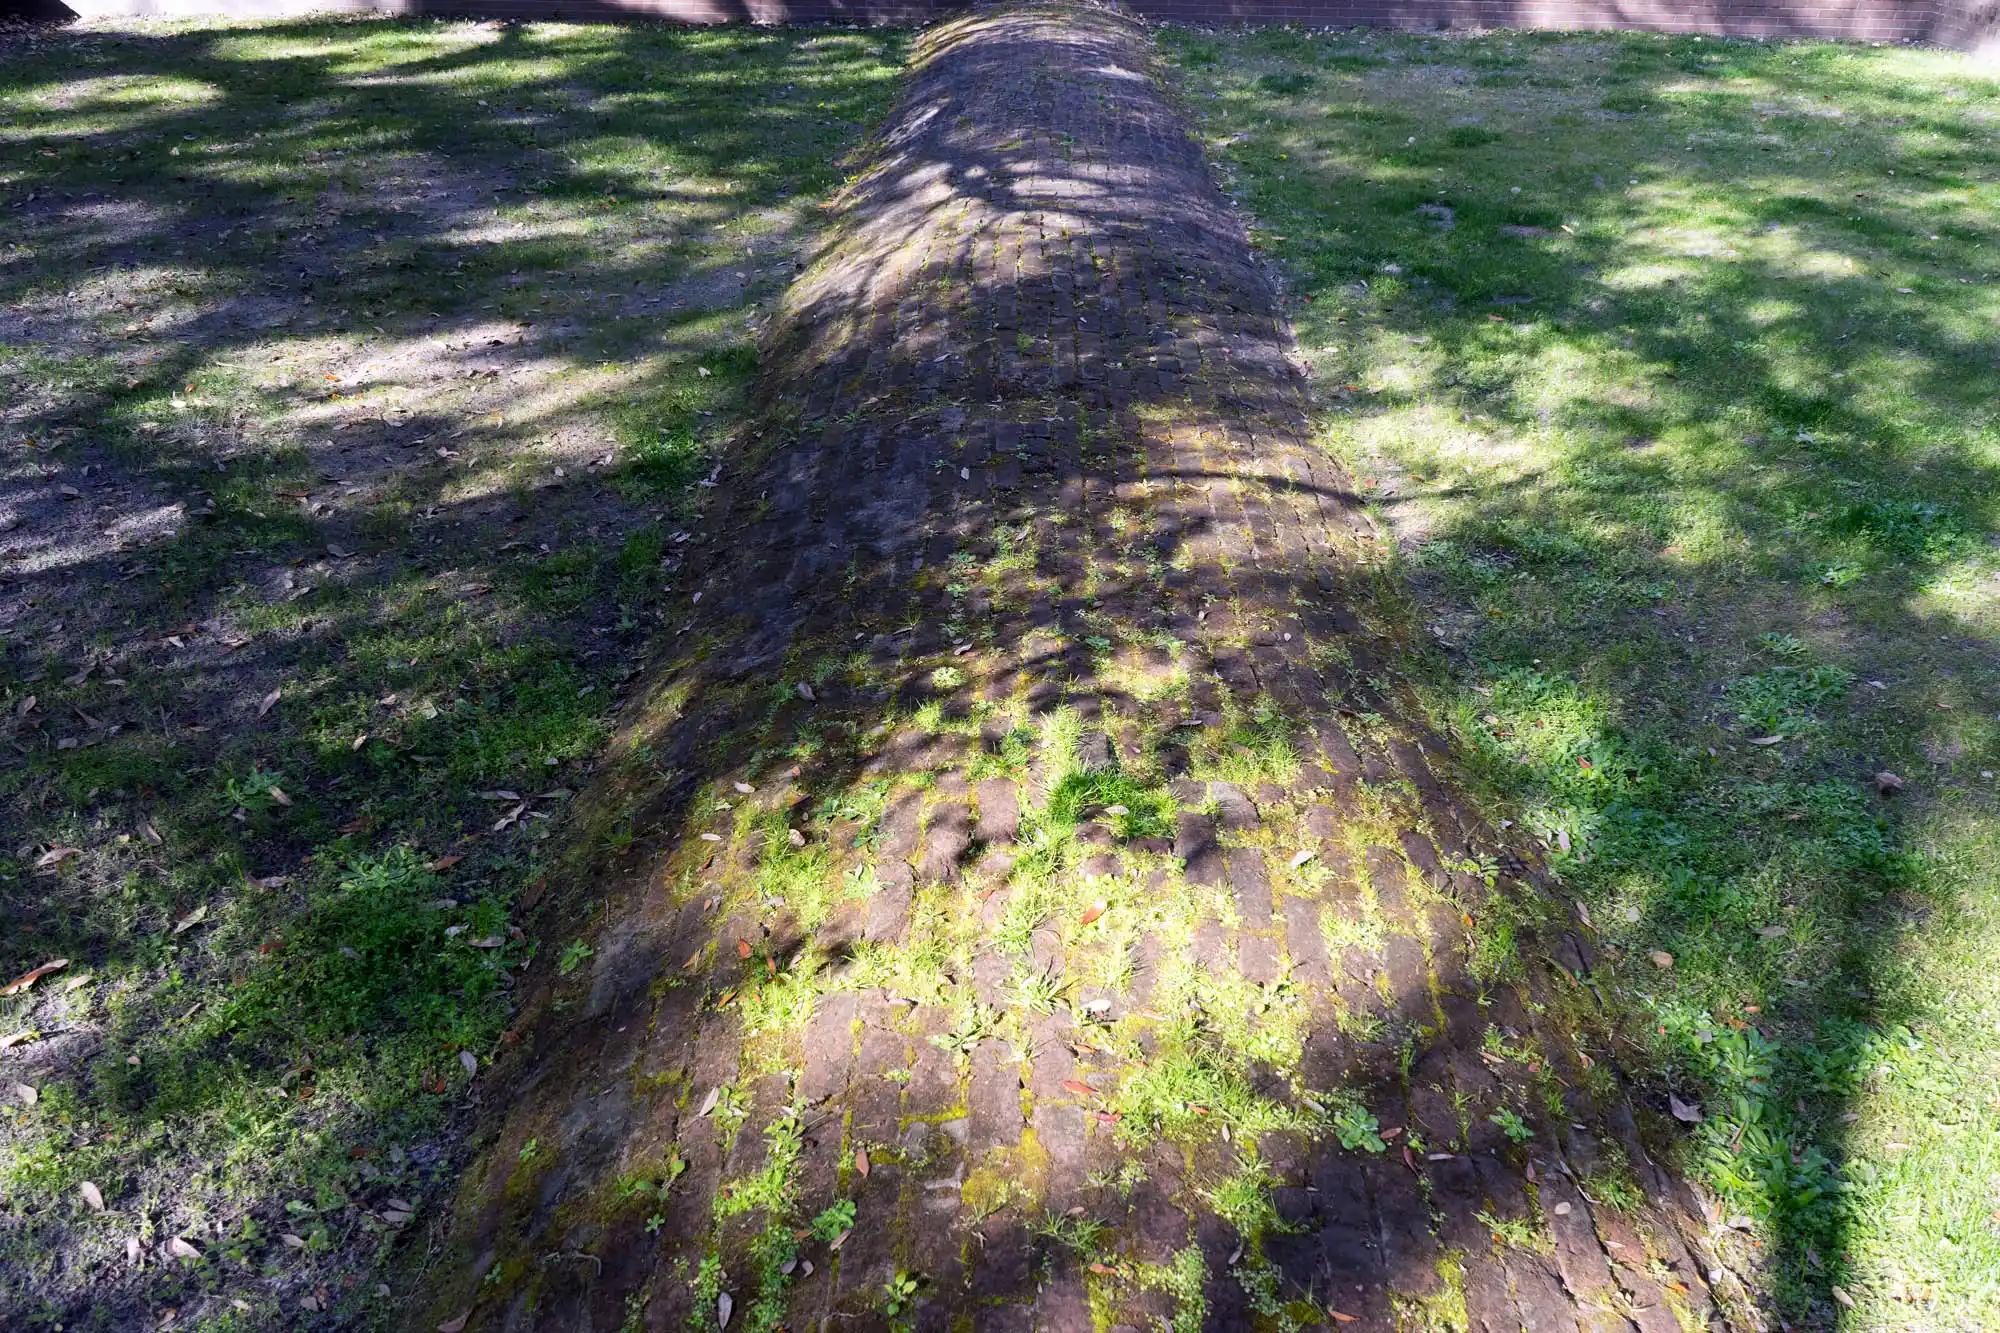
[49,0,2000,64]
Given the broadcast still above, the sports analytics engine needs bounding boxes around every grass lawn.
[0,15,903,1328]
[1162,25,2000,1328]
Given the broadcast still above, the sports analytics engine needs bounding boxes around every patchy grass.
[0,14,904,1327]
[1164,24,2000,1328]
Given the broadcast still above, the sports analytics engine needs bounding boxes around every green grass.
[0,16,905,1327]
[1163,25,2000,1328]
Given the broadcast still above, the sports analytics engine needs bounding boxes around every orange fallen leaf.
[1062,1080,1098,1097]
[430,854,464,872]
[1079,903,1105,926]
[737,939,752,960]
[1328,1310,1358,1324]
[854,1146,870,1178]
[2,958,68,996]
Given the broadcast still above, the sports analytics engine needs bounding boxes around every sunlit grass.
[1167,24,2000,1326]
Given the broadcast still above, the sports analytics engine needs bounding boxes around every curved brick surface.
[418,7,1751,1330]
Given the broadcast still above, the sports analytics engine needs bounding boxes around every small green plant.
[558,939,594,976]
[809,1199,856,1242]
[1475,1208,1550,1253]
[223,766,290,813]
[881,1270,919,1317]
[1333,1104,1388,1153]
[1488,1108,1534,1142]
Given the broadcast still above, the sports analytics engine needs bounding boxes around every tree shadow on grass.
[0,14,908,1328]
[1170,21,2000,1323]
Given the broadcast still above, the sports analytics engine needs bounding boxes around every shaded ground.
[423,7,1752,1332]
[1162,23,2000,1329]
[0,15,904,1328]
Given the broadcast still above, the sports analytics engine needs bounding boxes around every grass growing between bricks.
[0,16,905,1327]
[1164,24,2000,1327]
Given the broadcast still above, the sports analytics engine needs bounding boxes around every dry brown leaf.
[167,1236,201,1260]
[1649,950,1674,970]
[282,1233,307,1249]
[80,1181,105,1212]
[854,1146,871,1178]
[1874,770,1905,796]
[737,938,752,960]
[172,904,208,935]
[0,1031,37,1050]
[1079,903,1105,926]
[437,1314,471,1333]
[429,854,464,872]
[257,687,282,718]
[1669,1094,1704,1124]
[33,847,81,870]
[1061,1080,1098,1097]
[829,1227,851,1251]
[11,1082,37,1107]
[2,958,68,995]
[1329,1311,1358,1324]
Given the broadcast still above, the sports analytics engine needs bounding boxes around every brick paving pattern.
[424,6,1753,1330]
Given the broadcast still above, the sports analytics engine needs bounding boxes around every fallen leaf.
[1756,924,1788,939]
[33,847,81,870]
[437,1314,471,1333]
[0,1031,37,1050]
[1747,734,1784,746]
[467,935,505,949]
[12,1082,37,1107]
[737,938,753,960]
[1079,903,1105,926]
[257,687,282,718]
[854,1146,871,1178]
[1874,770,1904,796]
[172,904,208,935]
[430,854,464,872]
[787,827,806,848]
[1288,849,1314,868]
[1329,1310,1358,1324]
[698,1086,721,1117]
[1831,1286,1856,1309]
[1062,1080,1099,1097]
[2,958,68,995]
[282,1233,307,1249]
[125,1236,142,1265]
[733,781,754,794]
[1669,1094,1704,1123]
[829,1227,851,1250]
[1649,950,1674,970]
[167,1236,201,1260]
[459,1050,478,1076]
[81,1181,105,1212]
[796,682,814,702]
